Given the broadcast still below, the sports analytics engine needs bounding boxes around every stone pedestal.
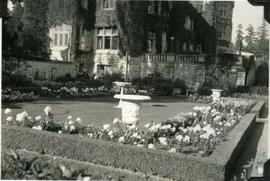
[114,94,151,125]
[211,89,222,101]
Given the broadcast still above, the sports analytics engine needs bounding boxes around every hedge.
[1,148,170,181]
[2,113,256,181]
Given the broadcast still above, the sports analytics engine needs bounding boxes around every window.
[147,31,156,52]
[219,6,226,17]
[103,0,115,9]
[54,34,58,46]
[59,34,63,46]
[97,27,118,50]
[81,0,88,9]
[148,1,155,14]
[65,34,69,46]
[184,16,194,30]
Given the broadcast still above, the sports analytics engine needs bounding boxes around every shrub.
[173,78,187,94]
[197,86,212,96]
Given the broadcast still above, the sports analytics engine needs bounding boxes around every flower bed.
[2,113,257,181]
[3,97,255,157]
[2,88,39,103]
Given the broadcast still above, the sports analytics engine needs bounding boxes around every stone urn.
[114,94,151,125]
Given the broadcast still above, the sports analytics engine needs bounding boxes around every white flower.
[108,131,114,138]
[88,133,93,138]
[199,150,204,155]
[160,124,171,130]
[131,132,139,138]
[224,122,232,127]
[193,124,202,132]
[183,135,190,143]
[76,117,82,124]
[32,125,42,130]
[67,116,72,120]
[82,177,91,181]
[58,130,62,134]
[175,135,183,142]
[170,127,176,132]
[44,106,52,116]
[144,123,151,129]
[193,106,200,111]
[149,123,161,132]
[218,122,223,126]
[118,136,125,143]
[113,117,120,124]
[16,113,25,122]
[148,144,155,149]
[4,108,12,114]
[102,124,110,130]
[68,120,74,125]
[180,128,187,133]
[158,137,168,146]
[6,116,13,122]
[137,144,144,147]
[192,112,197,117]
[21,111,28,118]
[70,125,76,131]
[169,148,176,152]
[35,115,42,121]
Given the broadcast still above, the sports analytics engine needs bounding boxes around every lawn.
[2,96,205,126]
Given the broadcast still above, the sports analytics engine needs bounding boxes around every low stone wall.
[2,113,256,181]
[250,101,265,118]
[3,54,76,80]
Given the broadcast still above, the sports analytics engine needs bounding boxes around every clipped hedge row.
[2,148,170,181]
[2,113,256,181]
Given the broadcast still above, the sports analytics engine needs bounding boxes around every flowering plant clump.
[3,97,255,157]
[2,89,39,103]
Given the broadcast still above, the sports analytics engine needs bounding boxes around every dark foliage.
[22,0,50,57]
[255,62,269,86]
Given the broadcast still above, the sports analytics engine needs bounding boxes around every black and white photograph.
[0,0,269,180]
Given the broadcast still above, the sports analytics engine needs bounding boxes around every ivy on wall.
[23,0,50,57]
[115,0,148,56]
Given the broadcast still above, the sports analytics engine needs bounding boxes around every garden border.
[2,113,256,181]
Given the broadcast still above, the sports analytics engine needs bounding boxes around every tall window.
[219,6,226,17]
[184,16,194,30]
[59,33,63,46]
[81,0,88,9]
[148,1,155,14]
[97,27,118,50]
[54,34,58,46]
[65,34,69,46]
[103,0,115,9]
[147,31,156,53]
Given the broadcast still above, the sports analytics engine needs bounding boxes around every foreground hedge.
[2,113,256,181]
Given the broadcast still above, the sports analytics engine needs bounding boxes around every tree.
[244,24,256,53]
[235,24,244,50]
[256,20,269,57]
[22,0,50,57]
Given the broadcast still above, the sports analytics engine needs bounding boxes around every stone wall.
[3,55,76,80]
[128,54,206,87]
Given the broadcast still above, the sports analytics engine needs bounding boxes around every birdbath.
[211,89,223,101]
[114,94,151,125]
[113,81,132,108]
